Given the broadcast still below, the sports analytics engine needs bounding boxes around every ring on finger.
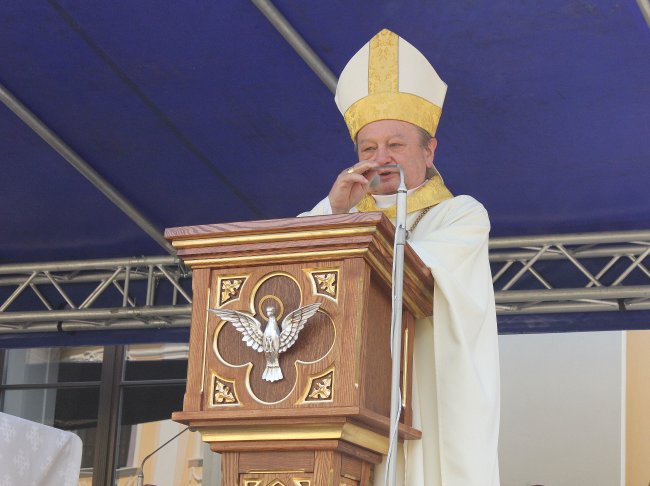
[347,167,355,174]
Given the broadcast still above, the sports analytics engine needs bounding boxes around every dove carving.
[209,302,321,382]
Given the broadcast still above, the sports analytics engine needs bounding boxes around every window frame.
[0,343,188,486]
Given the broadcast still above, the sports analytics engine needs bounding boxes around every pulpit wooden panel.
[167,213,432,485]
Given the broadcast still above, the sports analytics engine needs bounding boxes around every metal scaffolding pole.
[0,82,174,255]
[251,0,338,94]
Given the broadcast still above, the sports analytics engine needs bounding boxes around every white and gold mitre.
[335,29,447,140]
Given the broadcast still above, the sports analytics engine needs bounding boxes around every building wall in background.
[626,330,650,486]
[499,331,624,486]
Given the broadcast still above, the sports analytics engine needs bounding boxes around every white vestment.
[300,194,500,486]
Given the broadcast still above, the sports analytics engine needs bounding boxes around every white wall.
[498,331,624,486]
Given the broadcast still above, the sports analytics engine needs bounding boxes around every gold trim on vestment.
[355,175,453,218]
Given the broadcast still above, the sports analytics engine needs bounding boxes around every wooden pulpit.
[167,213,433,485]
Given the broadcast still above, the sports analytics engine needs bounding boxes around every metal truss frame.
[491,230,650,315]
[0,256,192,334]
[0,230,648,333]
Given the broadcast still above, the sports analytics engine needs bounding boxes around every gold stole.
[354,175,453,218]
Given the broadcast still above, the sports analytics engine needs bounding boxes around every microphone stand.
[136,426,191,486]
[385,167,408,486]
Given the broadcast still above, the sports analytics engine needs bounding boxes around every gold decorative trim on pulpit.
[217,275,248,307]
[171,227,376,249]
[210,372,239,406]
[299,367,335,404]
[242,479,310,486]
[305,269,339,301]
[257,294,285,321]
[247,470,306,475]
[200,422,389,455]
[249,271,301,322]
[183,248,367,268]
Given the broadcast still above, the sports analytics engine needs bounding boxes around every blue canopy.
[0,1,649,343]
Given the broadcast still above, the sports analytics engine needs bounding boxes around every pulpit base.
[215,441,381,486]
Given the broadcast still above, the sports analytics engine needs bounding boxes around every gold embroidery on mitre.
[368,28,399,94]
[342,29,443,139]
[344,92,443,140]
[355,174,453,218]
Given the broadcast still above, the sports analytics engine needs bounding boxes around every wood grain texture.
[211,439,343,454]
[182,268,210,411]
[314,450,338,486]
[239,472,314,485]
[172,406,360,424]
[211,440,383,462]
[167,213,433,317]
[167,214,432,484]
[219,272,334,403]
[341,454,362,479]
[335,441,383,465]
[206,263,339,410]
[361,462,373,486]
[360,273,392,418]
[216,443,380,485]
[165,213,389,240]
[220,452,238,486]
[354,409,422,440]
[238,451,314,473]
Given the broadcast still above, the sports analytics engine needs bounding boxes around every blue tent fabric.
[499,310,650,334]
[0,1,649,344]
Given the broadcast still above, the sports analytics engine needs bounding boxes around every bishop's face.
[356,120,436,195]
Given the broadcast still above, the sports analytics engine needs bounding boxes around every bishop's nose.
[374,145,393,164]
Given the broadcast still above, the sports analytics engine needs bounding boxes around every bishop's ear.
[425,137,438,168]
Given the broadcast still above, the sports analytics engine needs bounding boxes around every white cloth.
[0,412,83,486]
[300,195,500,486]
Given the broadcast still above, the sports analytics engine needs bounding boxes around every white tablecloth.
[0,412,82,486]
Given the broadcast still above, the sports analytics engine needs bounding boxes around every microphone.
[385,164,407,486]
[365,163,401,189]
